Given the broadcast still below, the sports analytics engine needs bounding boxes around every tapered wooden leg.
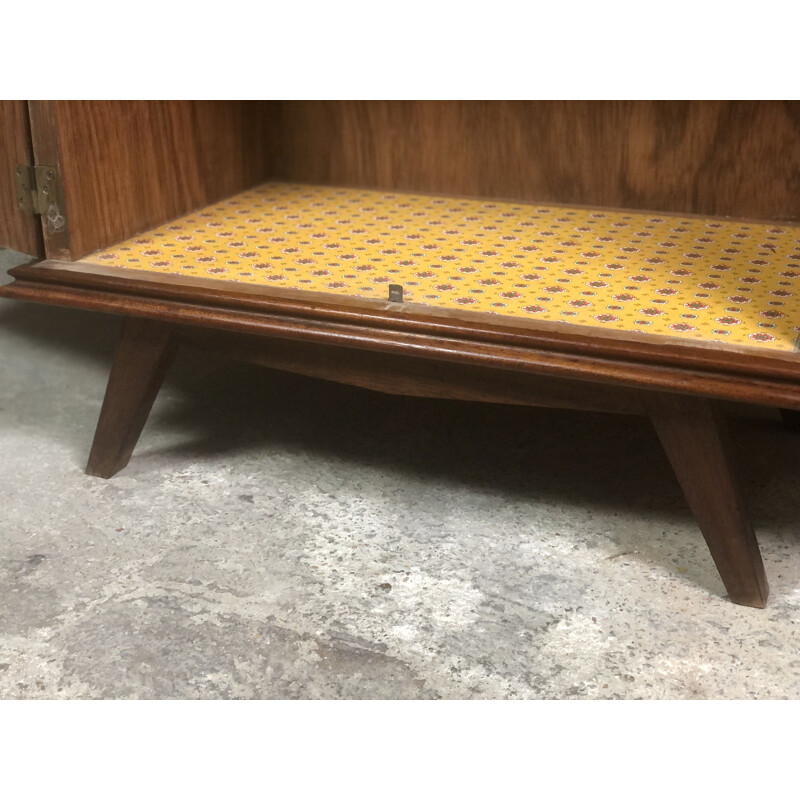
[780,409,800,430]
[85,317,176,479]
[646,392,768,608]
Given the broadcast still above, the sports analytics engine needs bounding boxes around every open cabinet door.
[27,100,272,262]
[0,101,44,259]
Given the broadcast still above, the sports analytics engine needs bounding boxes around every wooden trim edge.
[3,267,800,411]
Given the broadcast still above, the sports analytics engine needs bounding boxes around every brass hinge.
[14,163,66,232]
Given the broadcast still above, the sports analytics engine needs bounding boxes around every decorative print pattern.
[79,182,800,351]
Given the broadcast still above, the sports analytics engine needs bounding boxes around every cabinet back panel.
[50,101,271,260]
[265,100,800,222]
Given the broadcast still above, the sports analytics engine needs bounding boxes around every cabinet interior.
[34,101,800,262]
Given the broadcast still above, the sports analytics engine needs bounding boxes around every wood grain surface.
[26,100,800,260]
[85,317,176,479]
[27,101,71,259]
[181,328,646,415]
[0,101,43,257]
[648,392,768,607]
[45,101,272,260]
[6,259,800,412]
[11,258,800,380]
[265,101,800,221]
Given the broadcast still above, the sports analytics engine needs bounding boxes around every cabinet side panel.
[265,100,800,221]
[51,101,271,260]
[0,101,43,258]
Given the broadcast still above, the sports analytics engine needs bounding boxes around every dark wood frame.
[3,255,794,608]
[7,259,800,407]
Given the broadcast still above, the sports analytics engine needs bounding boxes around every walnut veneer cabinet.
[3,100,800,608]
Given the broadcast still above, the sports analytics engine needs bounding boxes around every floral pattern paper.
[80,182,800,352]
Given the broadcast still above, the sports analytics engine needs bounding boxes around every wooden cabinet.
[3,100,800,608]
[7,101,800,261]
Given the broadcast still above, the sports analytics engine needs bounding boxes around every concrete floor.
[2,246,800,699]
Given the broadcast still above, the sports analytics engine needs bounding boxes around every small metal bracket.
[14,163,65,233]
[388,284,404,303]
[14,163,36,214]
[35,166,59,218]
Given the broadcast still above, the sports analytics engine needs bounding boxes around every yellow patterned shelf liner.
[79,182,800,352]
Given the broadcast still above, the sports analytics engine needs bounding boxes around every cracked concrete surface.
[2,247,800,699]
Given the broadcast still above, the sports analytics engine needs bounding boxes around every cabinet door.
[0,101,44,259]
[30,101,271,262]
